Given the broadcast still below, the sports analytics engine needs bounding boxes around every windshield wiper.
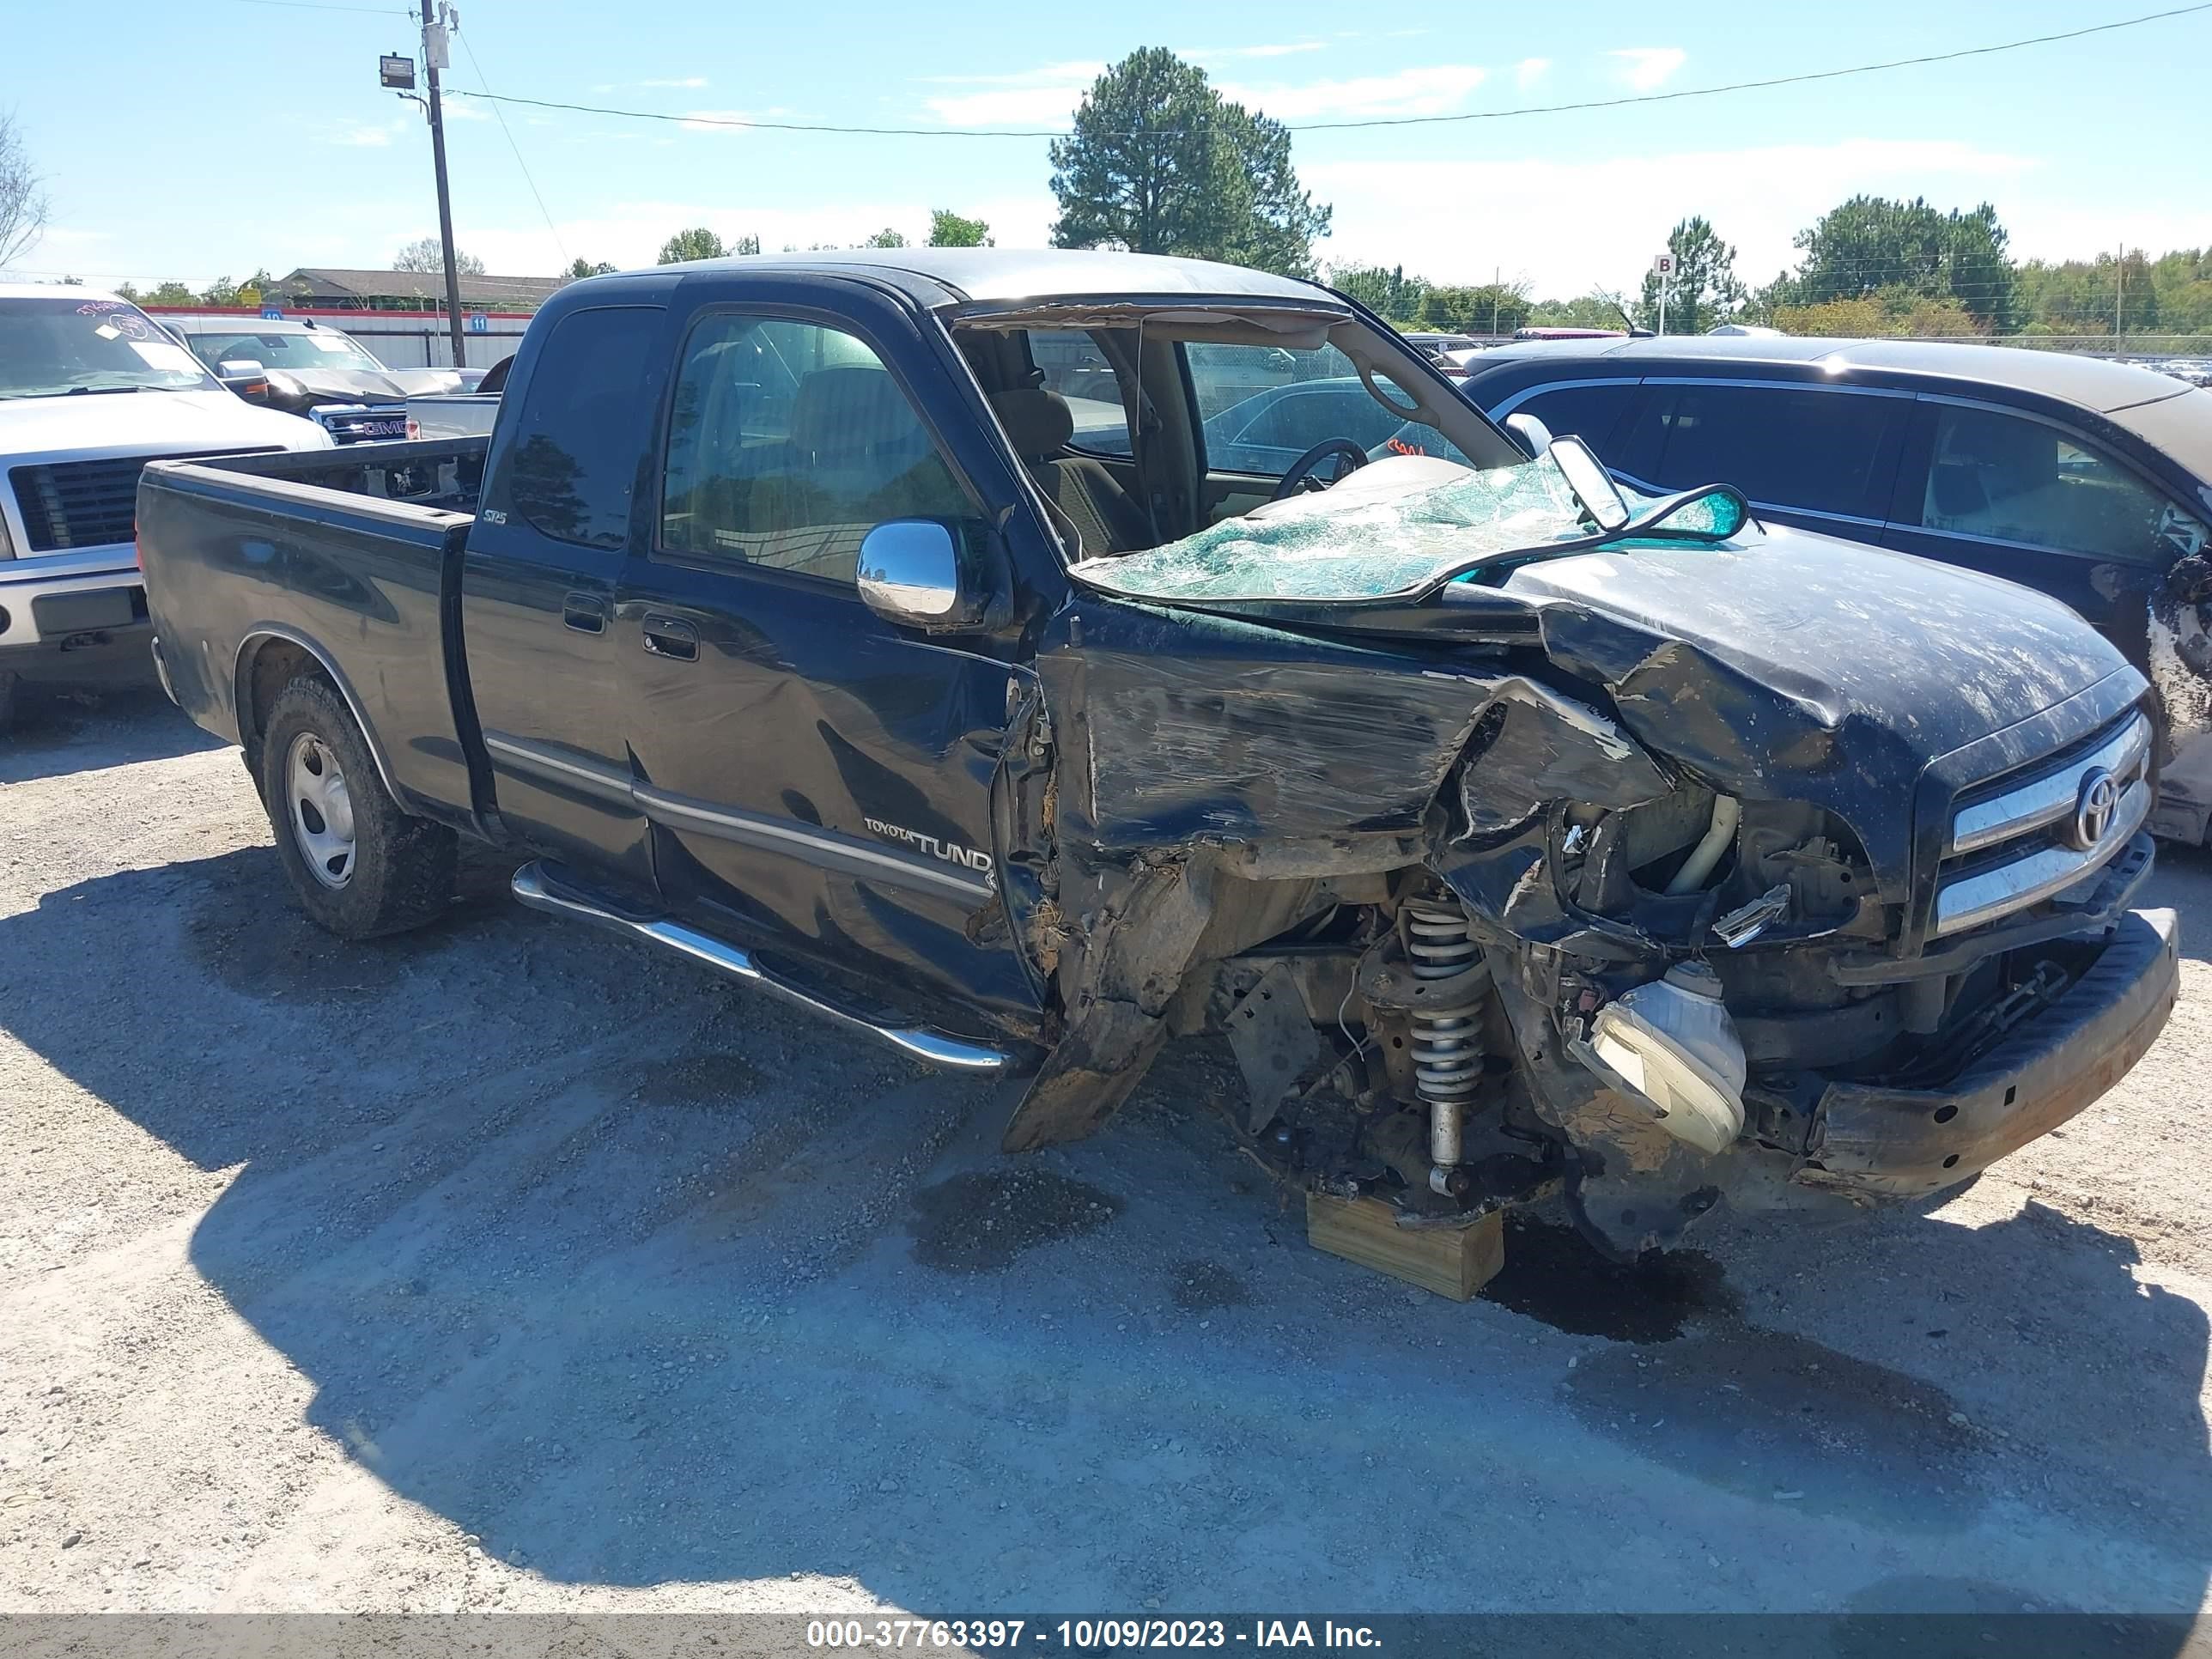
[65,384,149,396]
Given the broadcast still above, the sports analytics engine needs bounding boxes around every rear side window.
[1626,383,1901,519]
[1918,404,2207,566]
[1502,382,1639,454]
[501,306,662,549]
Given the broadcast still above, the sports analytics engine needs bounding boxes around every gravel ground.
[3,685,2210,1624]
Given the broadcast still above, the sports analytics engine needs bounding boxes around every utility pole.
[2115,244,2125,346]
[421,0,466,368]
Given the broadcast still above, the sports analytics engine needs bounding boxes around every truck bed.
[135,439,491,831]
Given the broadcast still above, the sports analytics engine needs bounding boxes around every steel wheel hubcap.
[286,731,357,890]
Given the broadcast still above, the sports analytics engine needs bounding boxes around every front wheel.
[258,676,457,939]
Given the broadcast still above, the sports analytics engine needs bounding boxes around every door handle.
[641,614,699,661]
[562,592,606,633]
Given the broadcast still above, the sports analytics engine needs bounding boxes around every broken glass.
[1068,452,1747,604]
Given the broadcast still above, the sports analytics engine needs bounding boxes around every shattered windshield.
[1068,449,1746,603]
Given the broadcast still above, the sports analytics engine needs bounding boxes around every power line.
[444,3,2212,139]
[451,23,570,268]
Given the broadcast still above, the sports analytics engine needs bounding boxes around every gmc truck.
[135,249,2178,1261]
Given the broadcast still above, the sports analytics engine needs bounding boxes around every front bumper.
[0,562,155,688]
[1796,906,2179,1200]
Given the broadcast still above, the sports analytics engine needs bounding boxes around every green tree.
[1328,263,1426,324]
[927,209,992,248]
[200,275,240,307]
[733,234,761,255]
[393,235,487,276]
[565,257,617,280]
[860,228,908,248]
[658,227,727,264]
[113,281,142,301]
[142,281,197,307]
[1638,216,1745,335]
[1779,196,2018,331]
[1048,47,1331,277]
[1416,281,1529,335]
[1527,291,1634,330]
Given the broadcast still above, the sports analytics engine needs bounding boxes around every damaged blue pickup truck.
[135,249,2178,1260]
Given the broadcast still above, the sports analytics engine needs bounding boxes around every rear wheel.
[258,675,457,939]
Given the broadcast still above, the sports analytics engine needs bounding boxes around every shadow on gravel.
[0,684,223,783]
[2,841,2209,1621]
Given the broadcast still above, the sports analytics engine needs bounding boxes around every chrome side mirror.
[857,520,984,630]
[1504,411,1553,459]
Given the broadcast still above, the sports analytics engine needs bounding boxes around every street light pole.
[420,0,466,368]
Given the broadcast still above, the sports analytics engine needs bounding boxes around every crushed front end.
[997,473,2180,1259]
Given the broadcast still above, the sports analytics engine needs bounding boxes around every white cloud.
[1306,137,2039,296]
[457,191,1059,277]
[1183,42,1328,60]
[1219,64,1486,120]
[327,122,398,148]
[918,61,1102,128]
[1515,58,1550,92]
[1607,47,1686,91]
[641,76,708,88]
[441,100,490,121]
[919,58,1486,127]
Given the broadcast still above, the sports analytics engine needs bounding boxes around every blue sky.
[7,0,2209,298]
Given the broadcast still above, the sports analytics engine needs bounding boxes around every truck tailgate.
[136,443,483,824]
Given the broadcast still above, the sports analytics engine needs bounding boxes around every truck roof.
[587,246,1337,311]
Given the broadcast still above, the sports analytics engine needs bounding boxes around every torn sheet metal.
[1033,600,1498,849]
[1510,526,2136,900]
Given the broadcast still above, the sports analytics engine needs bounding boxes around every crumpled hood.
[276,366,459,405]
[0,387,331,459]
[1504,520,2135,799]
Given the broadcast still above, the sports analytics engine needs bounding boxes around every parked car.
[1452,336,2212,841]
[137,249,2175,1266]
[161,313,477,444]
[0,285,331,726]
[1401,331,1480,361]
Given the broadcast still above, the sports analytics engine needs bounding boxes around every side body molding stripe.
[482,731,995,904]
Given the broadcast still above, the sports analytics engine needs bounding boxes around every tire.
[258,674,457,939]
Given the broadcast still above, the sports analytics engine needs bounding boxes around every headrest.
[990,386,1076,459]
[792,365,910,453]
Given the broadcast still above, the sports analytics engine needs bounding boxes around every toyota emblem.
[2069,767,2119,850]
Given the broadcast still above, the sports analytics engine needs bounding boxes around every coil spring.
[1406,900,1485,1105]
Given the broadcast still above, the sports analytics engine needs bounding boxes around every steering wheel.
[1271,438,1370,501]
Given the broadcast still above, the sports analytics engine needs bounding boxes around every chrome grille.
[9,448,277,552]
[1931,709,2154,938]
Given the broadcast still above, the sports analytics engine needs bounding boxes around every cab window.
[501,305,663,549]
[660,314,969,585]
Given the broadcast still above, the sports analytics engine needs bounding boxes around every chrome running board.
[509,861,1016,1074]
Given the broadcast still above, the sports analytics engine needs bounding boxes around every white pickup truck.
[0,285,331,726]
